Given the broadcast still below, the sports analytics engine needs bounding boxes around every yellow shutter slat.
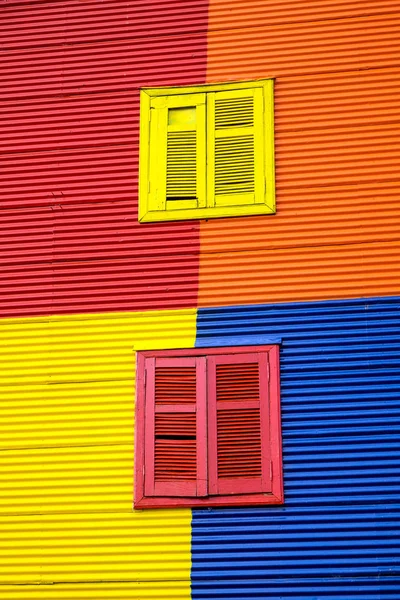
[166,130,197,199]
[215,95,254,129]
[215,136,255,195]
[148,93,206,213]
[207,88,265,209]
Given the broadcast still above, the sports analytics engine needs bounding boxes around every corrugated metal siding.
[207,0,400,28]
[0,0,208,316]
[206,13,400,80]
[0,37,208,102]
[2,3,400,600]
[0,582,191,600]
[199,240,400,305]
[1,200,200,316]
[0,309,196,597]
[0,0,209,48]
[192,296,400,599]
[200,3,400,307]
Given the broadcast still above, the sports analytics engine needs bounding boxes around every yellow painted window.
[139,80,275,222]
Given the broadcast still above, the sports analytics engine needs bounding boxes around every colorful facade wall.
[1,1,399,599]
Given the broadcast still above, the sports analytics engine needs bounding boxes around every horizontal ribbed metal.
[0,0,209,49]
[0,510,191,583]
[192,296,400,598]
[192,577,400,599]
[200,64,400,306]
[0,199,201,316]
[208,0,400,29]
[201,6,400,308]
[199,240,400,305]
[0,309,195,593]
[0,581,191,600]
[0,254,200,317]
[0,309,196,387]
[0,94,137,155]
[0,1,207,317]
[206,13,400,80]
[275,67,400,131]
[0,37,207,101]
[200,179,400,252]
[0,201,201,263]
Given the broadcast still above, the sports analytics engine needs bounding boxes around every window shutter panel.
[207,87,265,208]
[149,93,206,213]
[207,352,271,496]
[144,356,207,498]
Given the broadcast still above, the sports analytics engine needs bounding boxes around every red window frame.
[134,345,283,509]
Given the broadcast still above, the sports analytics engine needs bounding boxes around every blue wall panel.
[192,296,400,599]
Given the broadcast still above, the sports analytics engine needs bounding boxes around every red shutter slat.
[155,366,197,404]
[144,356,207,498]
[208,352,272,496]
[154,367,197,482]
[215,362,260,402]
[155,412,197,481]
[155,412,197,435]
[217,407,262,478]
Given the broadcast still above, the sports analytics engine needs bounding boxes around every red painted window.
[135,346,283,508]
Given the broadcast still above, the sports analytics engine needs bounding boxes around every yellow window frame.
[139,79,275,222]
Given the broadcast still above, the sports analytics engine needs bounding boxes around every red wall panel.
[0,0,209,49]
[0,0,209,317]
[0,200,201,316]
[0,37,208,101]
[0,93,135,155]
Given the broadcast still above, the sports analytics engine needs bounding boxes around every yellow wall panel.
[0,319,50,385]
[0,381,134,449]
[0,512,190,584]
[0,581,190,600]
[0,445,133,514]
[47,310,196,383]
[0,309,196,596]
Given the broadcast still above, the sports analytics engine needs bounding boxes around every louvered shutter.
[207,87,265,208]
[143,356,207,497]
[207,352,271,496]
[148,93,206,213]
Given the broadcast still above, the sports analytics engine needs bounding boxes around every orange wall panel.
[206,13,400,81]
[207,0,400,30]
[199,240,400,306]
[200,3,400,307]
[199,181,400,254]
[275,68,400,131]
